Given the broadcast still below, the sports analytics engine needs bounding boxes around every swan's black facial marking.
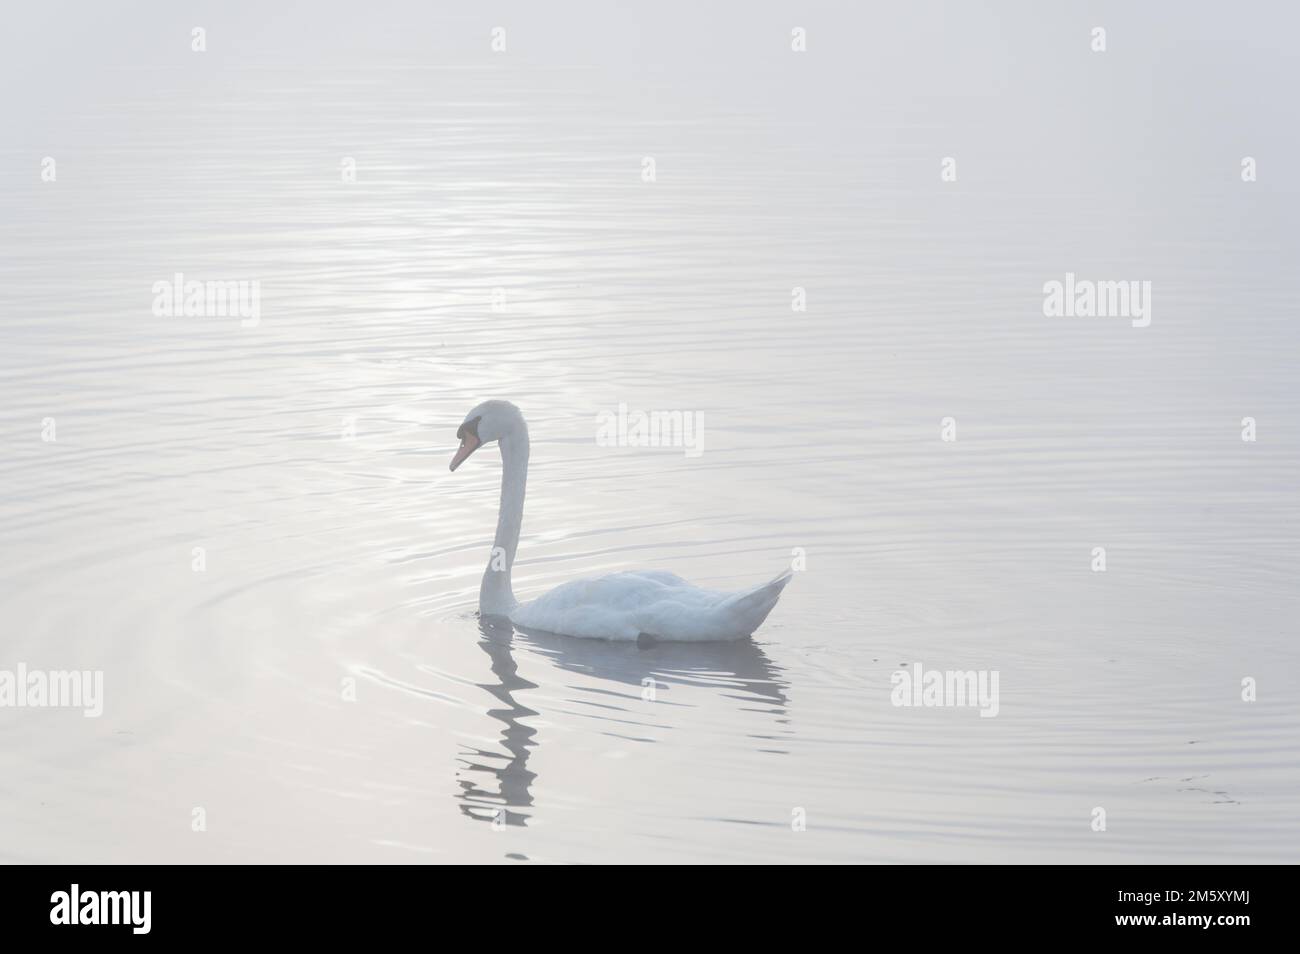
[450,416,483,472]
[456,416,481,442]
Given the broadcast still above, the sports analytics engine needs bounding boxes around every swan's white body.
[450,400,792,642]
[511,568,793,642]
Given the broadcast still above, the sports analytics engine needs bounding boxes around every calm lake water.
[2,3,1298,863]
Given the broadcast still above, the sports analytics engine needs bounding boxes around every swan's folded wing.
[510,569,791,642]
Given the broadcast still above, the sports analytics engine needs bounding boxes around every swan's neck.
[480,428,528,617]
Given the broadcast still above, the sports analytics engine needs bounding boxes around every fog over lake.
[1,1,1297,863]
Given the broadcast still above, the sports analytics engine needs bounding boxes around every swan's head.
[449,400,525,472]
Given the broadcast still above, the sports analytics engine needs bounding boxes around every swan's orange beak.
[449,433,481,472]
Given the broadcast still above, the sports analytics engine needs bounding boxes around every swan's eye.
[450,416,484,472]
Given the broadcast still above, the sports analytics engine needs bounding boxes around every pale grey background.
[1,1,1297,862]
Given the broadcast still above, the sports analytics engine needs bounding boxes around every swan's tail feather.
[723,568,794,635]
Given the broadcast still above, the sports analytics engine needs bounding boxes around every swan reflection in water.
[454,616,791,827]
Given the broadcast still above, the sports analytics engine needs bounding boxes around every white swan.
[449,400,792,642]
